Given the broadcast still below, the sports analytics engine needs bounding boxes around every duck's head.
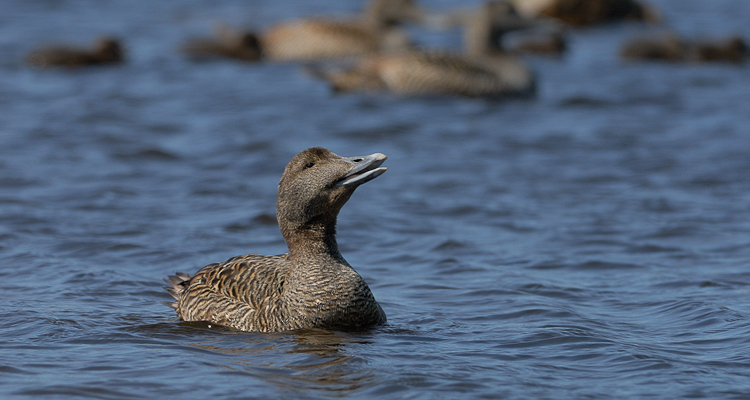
[277,147,387,237]
[95,37,124,62]
[727,36,748,55]
[235,32,263,60]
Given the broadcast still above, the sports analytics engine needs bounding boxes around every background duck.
[695,36,747,64]
[182,24,262,61]
[510,0,660,26]
[620,32,686,62]
[261,0,422,61]
[309,1,536,98]
[26,37,124,69]
[165,147,388,333]
[422,2,567,57]
[181,0,420,63]
[621,33,748,64]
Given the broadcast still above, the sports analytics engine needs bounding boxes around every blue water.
[2,0,750,398]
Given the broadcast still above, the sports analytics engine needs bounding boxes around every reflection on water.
[186,326,377,393]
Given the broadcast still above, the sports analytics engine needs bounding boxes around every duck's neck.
[283,217,347,266]
[465,17,505,57]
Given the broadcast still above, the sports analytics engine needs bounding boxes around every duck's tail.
[162,272,192,311]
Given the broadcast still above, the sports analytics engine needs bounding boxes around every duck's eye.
[305,162,315,169]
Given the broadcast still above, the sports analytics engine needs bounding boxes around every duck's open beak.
[335,153,388,187]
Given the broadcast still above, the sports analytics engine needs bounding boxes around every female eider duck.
[165,147,388,332]
[27,37,124,69]
[310,1,536,98]
[182,0,421,62]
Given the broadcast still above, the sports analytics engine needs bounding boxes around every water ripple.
[2,0,750,398]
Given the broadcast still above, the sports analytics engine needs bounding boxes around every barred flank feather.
[162,271,192,311]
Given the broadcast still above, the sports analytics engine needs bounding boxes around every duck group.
[308,1,538,97]
[26,0,748,99]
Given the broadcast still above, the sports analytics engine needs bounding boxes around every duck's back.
[262,20,378,61]
[166,253,292,331]
[373,52,530,97]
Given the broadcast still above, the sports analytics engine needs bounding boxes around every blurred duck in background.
[263,0,421,60]
[621,33,748,64]
[424,1,567,57]
[27,37,124,69]
[510,0,660,26]
[309,1,537,98]
[694,36,748,63]
[619,33,684,62]
[182,0,422,62]
[182,24,263,61]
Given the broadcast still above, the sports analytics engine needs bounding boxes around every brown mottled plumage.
[165,147,388,332]
[620,33,748,64]
[310,1,536,98]
[314,51,534,97]
[27,37,124,69]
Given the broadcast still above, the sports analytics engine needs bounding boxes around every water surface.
[2,0,750,398]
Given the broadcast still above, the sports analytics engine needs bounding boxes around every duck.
[27,37,124,69]
[182,25,263,61]
[510,0,660,26]
[182,0,421,62]
[620,33,685,62]
[308,1,536,98]
[620,33,748,64]
[164,147,388,332]
[694,36,747,64]
[422,2,567,56]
